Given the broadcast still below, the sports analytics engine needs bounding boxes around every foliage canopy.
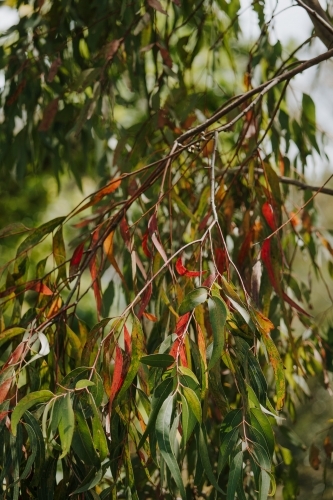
[1,0,333,498]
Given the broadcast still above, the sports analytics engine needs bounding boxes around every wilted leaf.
[309,443,321,470]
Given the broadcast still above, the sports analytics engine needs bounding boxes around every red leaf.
[137,283,152,319]
[148,212,158,235]
[175,257,205,277]
[109,345,124,407]
[202,273,217,288]
[215,248,228,274]
[124,325,132,355]
[237,230,253,267]
[262,202,276,231]
[2,342,26,370]
[184,270,202,277]
[142,231,152,258]
[176,313,190,338]
[120,217,131,248]
[176,257,187,276]
[169,339,188,366]
[0,377,12,404]
[69,242,85,278]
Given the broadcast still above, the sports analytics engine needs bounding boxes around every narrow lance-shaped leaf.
[116,315,144,401]
[17,217,66,256]
[227,450,243,500]
[207,295,227,369]
[155,395,186,500]
[53,226,67,284]
[58,393,75,459]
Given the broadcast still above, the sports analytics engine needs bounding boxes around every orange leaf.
[142,311,158,322]
[27,282,53,296]
[103,231,127,285]
[91,178,122,204]
[109,345,124,407]
[47,296,62,318]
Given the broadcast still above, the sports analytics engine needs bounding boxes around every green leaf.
[260,334,285,410]
[207,295,227,369]
[218,409,242,473]
[71,402,100,468]
[198,426,224,494]
[71,467,103,495]
[89,393,108,461]
[116,315,144,401]
[0,222,31,239]
[155,395,186,500]
[179,287,208,315]
[227,450,243,500]
[180,394,197,445]
[23,411,45,487]
[140,353,175,367]
[17,217,66,255]
[182,386,202,423]
[250,407,275,457]
[11,390,54,436]
[259,469,272,500]
[66,325,82,362]
[138,377,174,449]
[53,226,67,284]
[0,327,25,347]
[75,379,95,390]
[58,393,75,459]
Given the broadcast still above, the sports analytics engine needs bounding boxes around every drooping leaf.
[227,450,243,500]
[11,390,54,436]
[198,426,224,494]
[58,393,75,459]
[17,217,66,256]
[116,316,145,401]
[155,395,186,500]
[207,295,227,369]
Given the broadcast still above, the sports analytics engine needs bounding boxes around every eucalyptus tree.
[1,0,333,498]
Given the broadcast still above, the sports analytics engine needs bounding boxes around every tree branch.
[297,0,333,49]
[177,46,333,144]
[223,166,333,196]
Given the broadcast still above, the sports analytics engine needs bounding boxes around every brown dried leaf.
[39,98,59,132]
[47,57,62,82]
[147,0,167,15]
[309,443,321,470]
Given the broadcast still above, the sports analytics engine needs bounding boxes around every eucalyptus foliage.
[1,0,333,498]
